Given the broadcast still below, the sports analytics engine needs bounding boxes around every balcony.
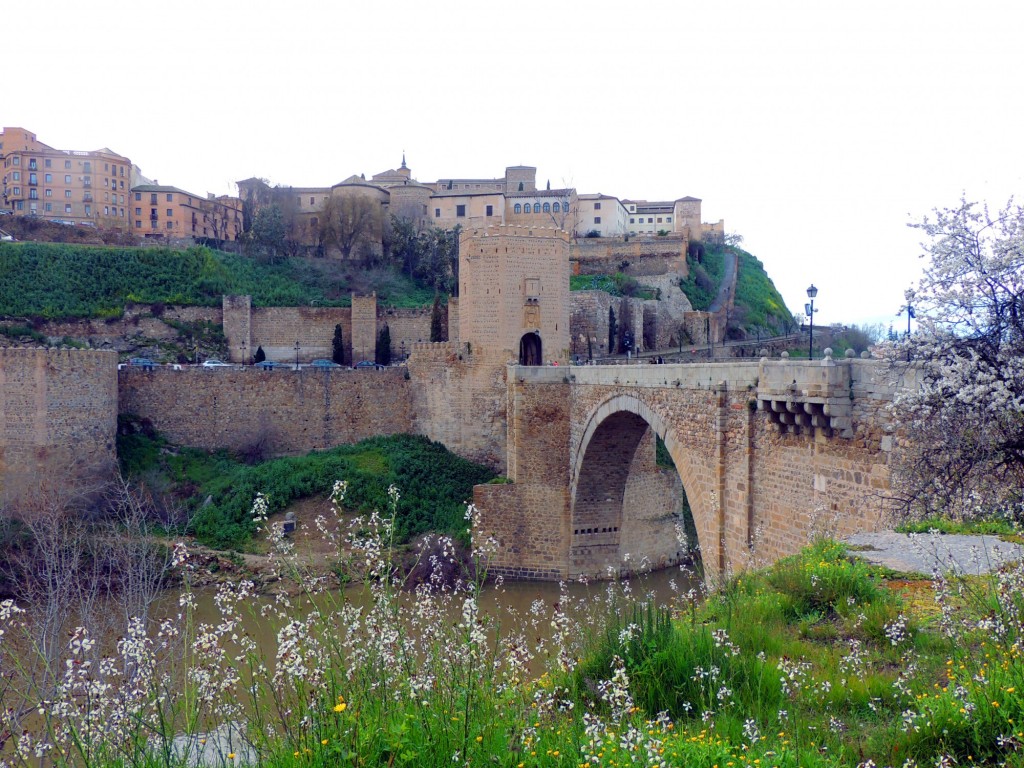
[83,195,93,203]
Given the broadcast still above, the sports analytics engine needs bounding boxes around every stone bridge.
[474,356,901,581]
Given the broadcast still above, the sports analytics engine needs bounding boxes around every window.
[648,218,654,223]
[44,173,52,183]
[486,204,493,216]
[12,157,19,166]
[65,160,71,169]
[44,203,52,212]
[135,207,141,215]
[514,203,522,214]
[14,201,22,210]
[12,171,19,181]
[120,167,125,177]
[594,216,601,224]
[84,162,91,172]
[667,216,672,222]
[65,190,71,198]
[104,163,109,172]
[119,180,124,189]
[456,204,466,217]
[629,217,635,224]
[45,159,51,168]
[45,189,52,197]
[119,195,124,204]
[310,196,315,205]
[11,187,20,196]
[533,203,541,213]
[553,202,561,212]
[166,222,173,230]
[104,178,109,187]
[657,217,662,223]
[29,202,37,212]
[135,192,141,201]
[29,190,38,199]
[135,221,142,228]
[543,202,550,213]
[166,208,173,217]
[104,207,109,216]
[65,204,72,213]
[64,175,71,183]
[84,205,91,216]
[594,202,601,210]
[435,208,441,218]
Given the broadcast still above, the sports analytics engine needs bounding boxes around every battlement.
[462,224,571,241]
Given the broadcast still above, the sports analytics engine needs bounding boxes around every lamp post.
[239,341,247,366]
[805,284,818,360]
[899,290,915,361]
[400,339,406,362]
[802,286,819,360]
[294,340,300,369]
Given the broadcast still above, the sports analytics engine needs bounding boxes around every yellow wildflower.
[334,702,347,713]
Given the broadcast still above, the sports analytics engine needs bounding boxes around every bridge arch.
[570,393,714,578]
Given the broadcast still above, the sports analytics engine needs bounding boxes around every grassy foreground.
[1,512,1022,768]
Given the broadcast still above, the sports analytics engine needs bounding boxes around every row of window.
[11,201,125,217]
[513,201,567,214]
[6,156,124,175]
[631,216,672,224]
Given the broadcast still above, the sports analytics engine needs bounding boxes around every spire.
[401,151,407,169]
[546,179,551,190]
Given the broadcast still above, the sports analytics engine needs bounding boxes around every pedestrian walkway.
[844,531,1023,576]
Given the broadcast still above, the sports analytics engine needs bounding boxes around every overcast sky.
[9,0,1022,326]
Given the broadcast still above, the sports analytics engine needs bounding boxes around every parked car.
[255,360,281,370]
[354,360,378,369]
[310,359,342,368]
[128,357,156,371]
[202,359,233,368]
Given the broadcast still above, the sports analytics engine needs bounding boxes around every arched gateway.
[569,394,710,579]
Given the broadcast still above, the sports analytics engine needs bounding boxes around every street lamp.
[294,340,300,369]
[805,284,818,360]
[899,290,915,361]
[239,341,247,366]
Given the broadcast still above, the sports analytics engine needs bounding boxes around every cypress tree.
[376,324,392,366]
[253,345,266,364]
[332,324,345,365]
[608,306,617,354]
[430,293,445,342]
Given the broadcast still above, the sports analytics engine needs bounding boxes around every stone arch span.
[570,393,716,579]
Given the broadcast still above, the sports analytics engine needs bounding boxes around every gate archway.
[519,332,543,366]
[570,394,711,578]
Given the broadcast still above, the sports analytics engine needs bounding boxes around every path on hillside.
[708,249,738,314]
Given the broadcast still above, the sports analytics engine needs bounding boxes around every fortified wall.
[570,235,689,277]
[0,348,117,509]
[221,295,446,364]
[118,367,415,456]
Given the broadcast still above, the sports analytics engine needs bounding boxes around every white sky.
[8,0,1022,325]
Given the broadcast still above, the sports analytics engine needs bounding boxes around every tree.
[254,345,266,364]
[248,205,286,261]
[376,324,392,366]
[887,199,1024,523]
[332,324,345,366]
[430,294,445,342]
[319,194,382,260]
[608,306,617,354]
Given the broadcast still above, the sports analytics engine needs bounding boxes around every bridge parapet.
[757,357,854,438]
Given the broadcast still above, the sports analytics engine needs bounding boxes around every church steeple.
[401,151,407,170]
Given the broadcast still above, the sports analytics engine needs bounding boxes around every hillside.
[0,242,434,319]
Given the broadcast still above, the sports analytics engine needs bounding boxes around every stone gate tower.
[458,225,571,365]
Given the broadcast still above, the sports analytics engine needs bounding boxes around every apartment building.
[131,185,243,243]
[0,126,131,228]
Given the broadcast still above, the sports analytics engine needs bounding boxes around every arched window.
[533,203,541,213]
[543,202,551,213]
[553,202,561,212]
[514,203,522,214]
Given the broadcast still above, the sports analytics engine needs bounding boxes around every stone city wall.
[118,367,415,456]
[571,236,688,277]
[0,348,118,509]
[223,296,439,365]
